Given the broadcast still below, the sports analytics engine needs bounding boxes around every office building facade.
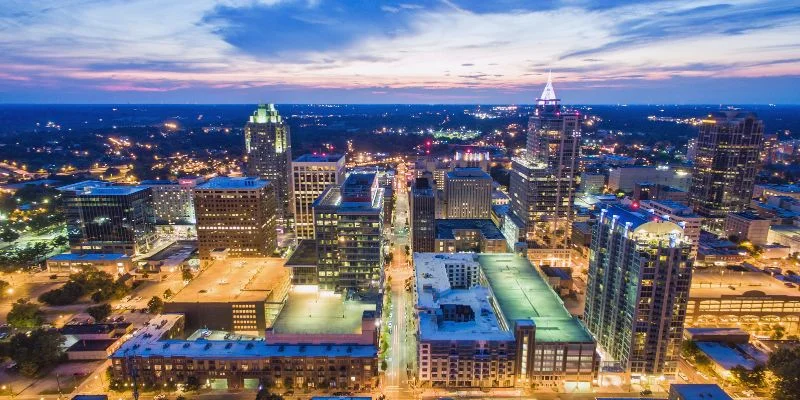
[585,205,692,379]
[58,181,156,255]
[689,111,764,228]
[290,153,345,239]
[444,167,492,219]
[141,177,204,225]
[193,177,277,259]
[410,177,436,252]
[508,73,580,249]
[244,104,292,222]
[313,173,385,292]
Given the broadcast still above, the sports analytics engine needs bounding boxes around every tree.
[52,235,68,247]
[768,346,800,400]
[163,288,174,299]
[147,296,164,314]
[772,324,786,340]
[86,303,112,322]
[39,280,85,305]
[730,365,765,389]
[0,279,9,297]
[0,227,19,242]
[255,388,284,400]
[181,269,193,282]
[8,329,65,377]
[7,299,44,329]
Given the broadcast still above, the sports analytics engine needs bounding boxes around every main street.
[384,165,417,400]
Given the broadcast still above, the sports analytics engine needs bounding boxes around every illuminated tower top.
[537,71,558,104]
[249,103,283,124]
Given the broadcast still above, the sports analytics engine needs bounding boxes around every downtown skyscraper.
[688,111,764,230]
[244,104,292,222]
[508,73,580,250]
[585,204,692,380]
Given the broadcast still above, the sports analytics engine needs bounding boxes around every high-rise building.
[585,204,692,379]
[444,167,492,219]
[140,177,205,225]
[508,73,580,249]
[410,177,436,252]
[313,173,384,292]
[244,104,292,222]
[57,181,156,256]
[193,177,277,259]
[689,111,764,228]
[290,153,345,239]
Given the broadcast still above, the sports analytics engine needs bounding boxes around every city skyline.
[1,0,800,104]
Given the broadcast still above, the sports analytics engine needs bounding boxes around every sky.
[0,0,799,104]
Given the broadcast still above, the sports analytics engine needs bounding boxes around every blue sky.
[0,0,799,103]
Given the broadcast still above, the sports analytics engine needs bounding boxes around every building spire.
[539,70,557,102]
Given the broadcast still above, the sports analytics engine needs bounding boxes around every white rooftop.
[414,253,513,342]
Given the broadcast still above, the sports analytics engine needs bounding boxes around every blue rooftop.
[670,384,733,400]
[82,186,150,196]
[293,153,344,163]
[196,177,270,190]
[114,340,377,359]
[56,180,112,193]
[600,204,652,229]
[49,253,130,262]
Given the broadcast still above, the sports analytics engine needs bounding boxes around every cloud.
[0,0,798,102]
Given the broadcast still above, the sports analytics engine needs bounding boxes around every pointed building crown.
[537,71,560,105]
[249,103,283,124]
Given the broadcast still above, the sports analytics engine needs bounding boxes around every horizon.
[1,1,799,103]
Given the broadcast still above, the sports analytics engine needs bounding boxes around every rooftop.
[48,253,130,262]
[413,253,513,342]
[270,291,376,335]
[169,258,288,303]
[435,219,505,240]
[113,315,376,359]
[756,183,800,193]
[60,322,131,335]
[689,269,800,299]
[285,240,318,267]
[478,254,594,343]
[293,153,344,163]
[142,241,196,264]
[56,180,112,193]
[196,177,270,190]
[67,339,119,352]
[670,384,732,400]
[728,210,768,221]
[695,341,767,371]
[446,167,491,180]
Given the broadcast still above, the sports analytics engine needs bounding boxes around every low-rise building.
[723,211,774,245]
[669,384,733,400]
[694,341,768,379]
[753,184,800,201]
[111,309,379,391]
[686,268,800,337]
[164,258,290,336]
[767,224,800,253]
[608,166,690,193]
[47,253,132,276]
[578,173,605,194]
[633,183,688,202]
[414,253,598,390]
[434,219,508,253]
